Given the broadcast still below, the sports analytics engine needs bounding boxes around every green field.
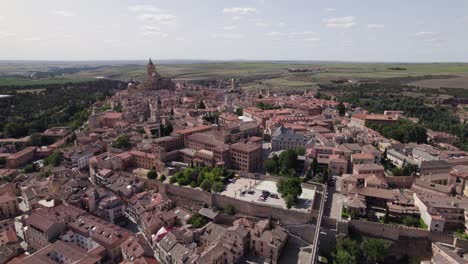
[0,76,97,87]
[1,61,468,92]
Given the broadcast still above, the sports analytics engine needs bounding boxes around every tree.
[159,174,166,182]
[279,149,298,175]
[337,102,346,116]
[264,159,279,174]
[147,170,157,180]
[333,249,357,264]
[312,157,318,175]
[113,134,131,149]
[198,100,206,109]
[224,205,235,215]
[44,151,62,167]
[0,157,5,166]
[284,194,295,209]
[362,239,390,264]
[188,213,206,228]
[23,164,35,173]
[211,181,224,193]
[381,148,387,164]
[200,179,213,192]
[169,176,177,184]
[277,177,302,205]
[295,146,306,156]
[235,107,243,116]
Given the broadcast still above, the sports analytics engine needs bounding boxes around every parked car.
[270,194,279,199]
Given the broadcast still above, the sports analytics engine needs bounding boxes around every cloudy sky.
[1,0,467,62]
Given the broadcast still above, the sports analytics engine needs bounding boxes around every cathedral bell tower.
[147,58,156,77]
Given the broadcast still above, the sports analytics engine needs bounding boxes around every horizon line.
[1,59,467,64]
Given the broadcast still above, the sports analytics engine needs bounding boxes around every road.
[323,175,346,219]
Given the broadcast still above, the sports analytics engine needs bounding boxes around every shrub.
[188,213,206,228]
[147,170,157,180]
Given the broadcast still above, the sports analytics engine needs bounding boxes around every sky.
[0,0,468,62]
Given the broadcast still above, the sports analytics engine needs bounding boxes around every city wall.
[144,180,317,225]
[348,219,455,245]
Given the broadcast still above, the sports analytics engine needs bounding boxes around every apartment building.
[230,142,262,173]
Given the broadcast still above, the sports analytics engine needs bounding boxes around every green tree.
[211,181,224,193]
[198,100,206,109]
[224,205,235,215]
[188,213,206,228]
[159,174,166,182]
[284,194,295,209]
[337,102,346,116]
[200,179,213,192]
[279,149,298,175]
[169,176,177,184]
[277,177,302,206]
[44,151,62,167]
[264,159,279,174]
[0,157,6,167]
[147,170,157,180]
[113,134,131,149]
[312,157,318,175]
[235,107,243,116]
[295,146,306,156]
[23,164,35,173]
[333,249,357,264]
[362,239,390,264]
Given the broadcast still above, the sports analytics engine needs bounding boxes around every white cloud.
[212,33,244,40]
[265,31,286,41]
[266,31,284,37]
[141,26,168,38]
[24,37,41,41]
[0,16,4,21]
[222,7,257,15]
[222,25,237,31]
[323,16,356,29]
[415,31,437,37]
[367,24,384,29]
[290,31,318,37]
[414,31,442,46]
[137,13,176,24]
[255,22,268,27]
[232,16,242,21]
[52,10,76,17]
[325,8,336,12]
[128,5,163,13]
[278,22,285,27]
[0,31,15,38]
[304,37,320,42]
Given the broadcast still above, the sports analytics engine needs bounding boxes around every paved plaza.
[221,177,316,211]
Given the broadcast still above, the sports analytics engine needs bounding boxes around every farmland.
[1,61,468,93]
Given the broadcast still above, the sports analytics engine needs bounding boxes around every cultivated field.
[1,61,468,92]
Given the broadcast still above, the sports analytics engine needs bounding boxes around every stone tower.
[147,58,156,77]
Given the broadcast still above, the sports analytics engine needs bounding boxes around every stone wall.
[285,224,317,244]
[454,237,468,249]
[145,180,317,225]
[349,220,454,244]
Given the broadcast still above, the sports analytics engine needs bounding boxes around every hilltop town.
[0,59,468,264]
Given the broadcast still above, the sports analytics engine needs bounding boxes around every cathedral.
[138,58,175,91]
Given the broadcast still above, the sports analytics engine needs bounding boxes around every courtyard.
[221,177,316,212]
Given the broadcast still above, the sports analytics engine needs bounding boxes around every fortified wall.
[144,180,318,225]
